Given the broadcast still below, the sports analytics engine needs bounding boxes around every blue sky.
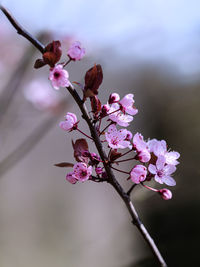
[1,0,200,76]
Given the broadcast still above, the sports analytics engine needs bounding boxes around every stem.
[0,5,45,53]
[110,166,130,175]
[0,7,167,266]
[113,156,136,164]
[99,122,113,135]
[117,148,133,159]
[76,128,94,140]
[63,58,72,67]
[127,184,137,196]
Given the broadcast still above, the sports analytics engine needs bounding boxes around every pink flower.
[67,41,85,61]
[108,93,120,104]
[133,133,151,163]
[73,162,92,181]
[133,133,147,151]
[125,130,133,141]
[147,139,180,165]
[59,112,78,131]
[148,156,176,186]
[105,124,132,149]
[66,172,78,184]
[24,80,60,111]
[130,165,147,184]
[109,103,133,127]
[159,188,172,200]
[49,64,70,90]
[120,94,138,115]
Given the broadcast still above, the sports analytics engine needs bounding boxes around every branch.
[0,6,167,266]
[0,5,45,53]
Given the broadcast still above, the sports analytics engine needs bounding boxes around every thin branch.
[0,6,167,266]
[0,5,45,53]
[127,183,137,196]
[0,100,69,178]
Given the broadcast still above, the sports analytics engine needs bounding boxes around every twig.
[0,6,167,266]
[0,5,45,53]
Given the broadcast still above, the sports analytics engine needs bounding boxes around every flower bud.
[108,93,120,104]
[59,112,78,131]
[95,167,103,175]
[130,165,147,184]
[159,189,172,200]
[101,104,110,117]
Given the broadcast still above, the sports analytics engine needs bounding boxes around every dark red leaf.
[54,162,74,167]
[34,40,62,69]
[43,40,62,67]
[84,64,103,98]
[110,150,122,162]
[34,58,46,69]
[90,96,101,115]
[72,138,89,163]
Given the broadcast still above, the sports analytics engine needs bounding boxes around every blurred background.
[0,0,199,266]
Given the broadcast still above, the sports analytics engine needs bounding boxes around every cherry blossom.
[159,188,172,200]
[105,124,132,149]
[59,112,78,131]
[120,94,138,115]
[49,64,70,90]
[130,165,147,184]
[147,139,180,165]
[73,162,92,181]
[67,41,85,61]
[148,156,176,186]
[133,133,151,162]
[66,172,78,184]
[108,103,133,127]
[24,80,60,111]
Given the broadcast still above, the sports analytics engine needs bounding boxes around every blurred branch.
[0,100,69,177]
[0,33,47,125]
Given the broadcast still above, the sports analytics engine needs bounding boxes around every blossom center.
[54,71,61,79]
[81,170,87,177]
[157,170,163,177]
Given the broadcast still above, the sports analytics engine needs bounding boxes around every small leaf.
[84,64,103,98]
[34,59,46,69]
[110,150,122,162]
[54,162,74,167]
[90,96,101,115]
[72,138,89,163]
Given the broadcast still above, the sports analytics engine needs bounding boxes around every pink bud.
[95,167,103,175]
[67,41,85,61]
[101,104,110,117]
[130,165,147,184]
[59,112,78,131]
[137,150,151,163]
[108,93,120,104]
[159,189,172,200]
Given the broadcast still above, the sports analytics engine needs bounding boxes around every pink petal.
[163,176,176,186]
[148,164,157,174]
[164,164,176,175]
[156,155,166,170]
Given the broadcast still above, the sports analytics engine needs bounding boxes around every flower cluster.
[46,40,180,201]
[46,41,85,90]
